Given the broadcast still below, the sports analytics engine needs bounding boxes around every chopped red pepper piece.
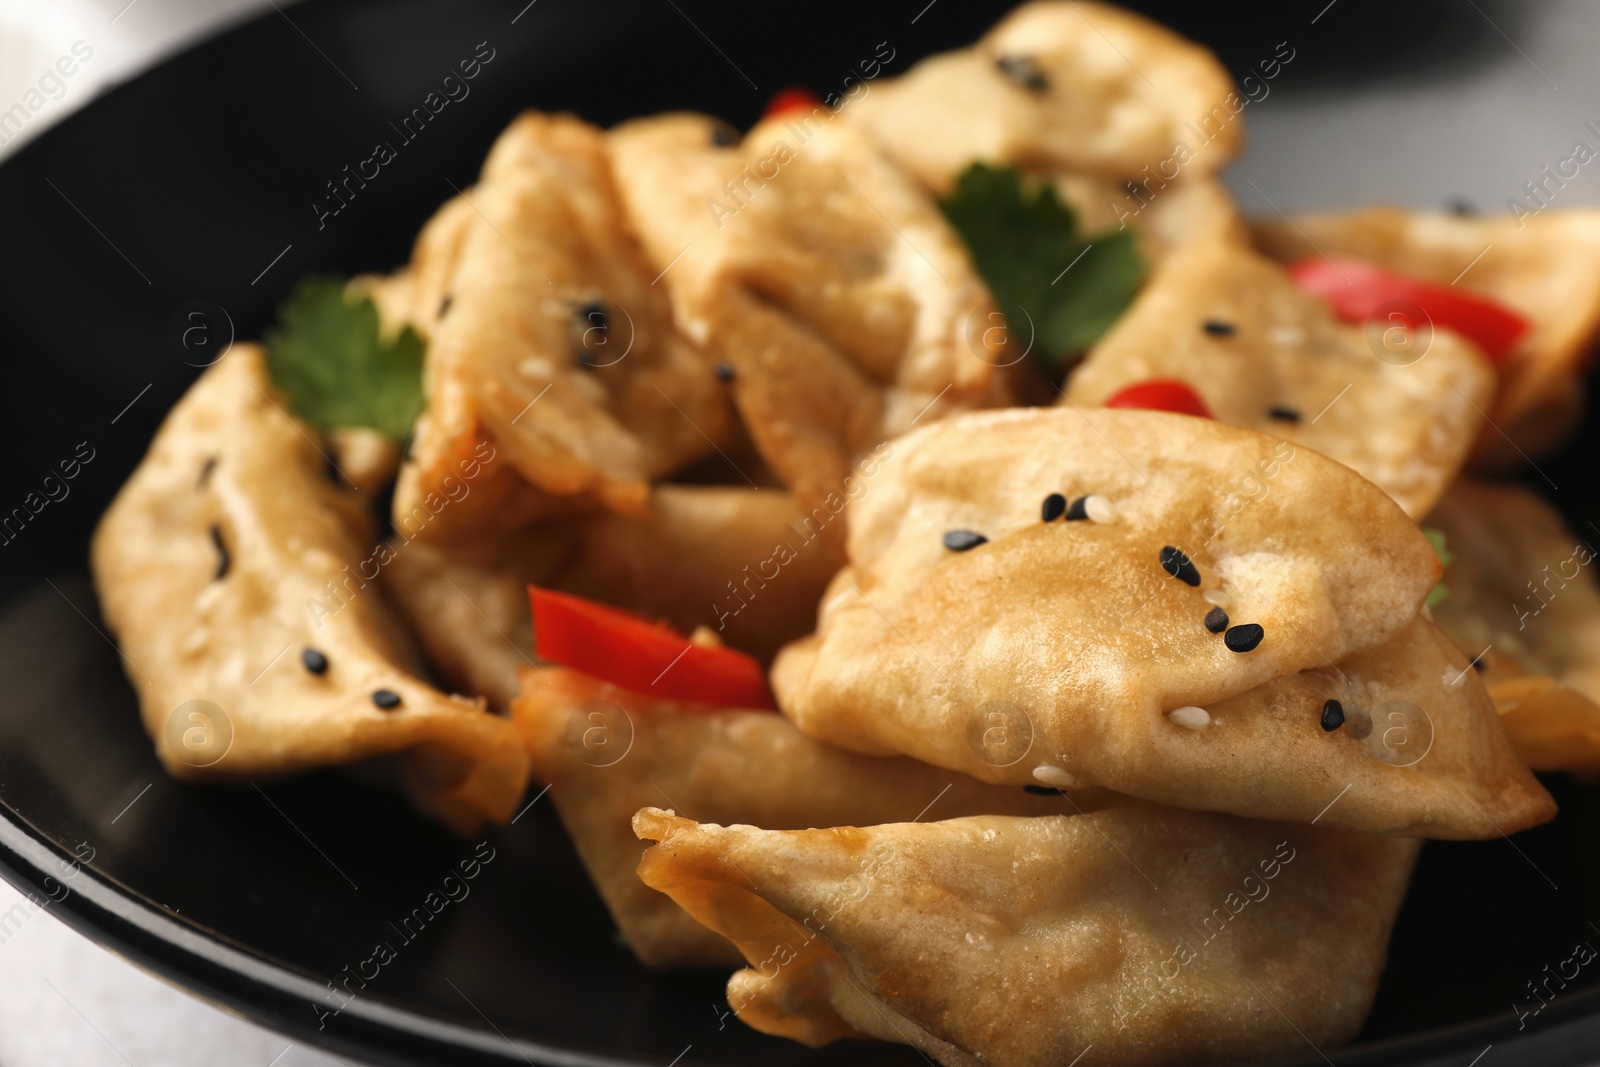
[1103,379,1214,418]
[1287,255,1529,364]
[529,586,776,711]
[763,87,825,120]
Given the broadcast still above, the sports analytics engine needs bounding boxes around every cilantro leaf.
[264,276,425,440]
[1423,527,1454,610]
[940,163,1145,368]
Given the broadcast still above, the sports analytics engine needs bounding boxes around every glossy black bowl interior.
[3,1,1600,1064]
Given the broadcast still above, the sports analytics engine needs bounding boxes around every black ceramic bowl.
[4,1,1600,1064]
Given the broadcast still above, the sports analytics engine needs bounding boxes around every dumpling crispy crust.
[1250,205,1600,463]
[1427,478,1600,770]
[1154,616,1553,836]
[1048,172,1250,264]
[771,407,1552,835]
[635,805,1419,1067]
[608,112,1011,524]
[774,407,1441,775]
[90,346,530,831]
[394,111,737,540]
[1064,241,1494,518]
[511,669,1087,969]
[850,0,1242,193]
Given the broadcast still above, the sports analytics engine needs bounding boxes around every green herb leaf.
[939,163,1146,368]
[264,276,425,440]
[1423,527,1454,610]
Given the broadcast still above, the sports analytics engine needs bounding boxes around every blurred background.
[3,0,1600,1064]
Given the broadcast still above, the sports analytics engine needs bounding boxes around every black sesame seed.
[709,123,739,147]
[1204,606,1229,633]
[1224,624,1265,653]
[438,294,453,318]
[323,451,343,486]
[371,689,402,710]
[1042,493,1067,522]
[1023,784,1058,796]
[197,456,217,489]
[1470,657,1486,672]
[1202,319,1235,337]
[995,54,1049,92]
[1159,546,1201,587]
[713,361,736,383]
[209,524,230,580]
[570,300,609,368]
[943,530,988,552]
[1267,405,1302,424]
[1447,197,1477,217]
[301,648,329,675]
[1065,496,1090,522]
[1321,698,1346,732]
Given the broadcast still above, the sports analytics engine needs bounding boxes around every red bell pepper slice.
[763,87,825,120]
[1287,255,1528,364]
[529,586,776,711]
[1103,379,1214,418]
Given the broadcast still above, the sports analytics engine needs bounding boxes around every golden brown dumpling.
[394,111,737,540]
[90,346,530,832]
[511,669,1088,968]
[772,407,1551,836]
[1251,205,1600,463]
[1063,241,1494,519]
[1426,478,1600,770]
[635,804,1419,1067]
[608,112,1011,526]
[850,0,1242,193]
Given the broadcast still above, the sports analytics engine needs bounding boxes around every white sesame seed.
[1167,706,1211,730]
[1443,667,1466,688]
[1270,325,1306,347]
[1083,494,1117,524]
[1203,588,1230,607]
[517,356,555,379]
[1032,764,1079,789]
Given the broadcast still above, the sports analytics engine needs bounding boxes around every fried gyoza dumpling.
[773,407,1553,835]
[90,346,530,831]
[394,111,737,540]
[1251,205,1600,461]
[1063,242,1494,518]
[850,0,1241,193]
[1049,172,1249,263]
[352,193,477,345]
[608,112,1011,524]
[511,669,1087,968]
[635,805,1419,1067]
[1426,478,1600,770]
[383,485,847,709]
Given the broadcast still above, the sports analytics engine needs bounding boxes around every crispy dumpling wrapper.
[634,805,1420,1067]
[1063,241,1494,518]
[772,407,1551,834]
[90,346,531,831]
[608,112,1011,522]
[511,669,1087,968]
[1050,172,1249,264]
[1135,615,1551,836]
[1426,478,1600,770]
[395,111,737,540]
[850,0,1241,193]
[1250,205,1600,462]
[351,192,477,346]
[384,485,846,709]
